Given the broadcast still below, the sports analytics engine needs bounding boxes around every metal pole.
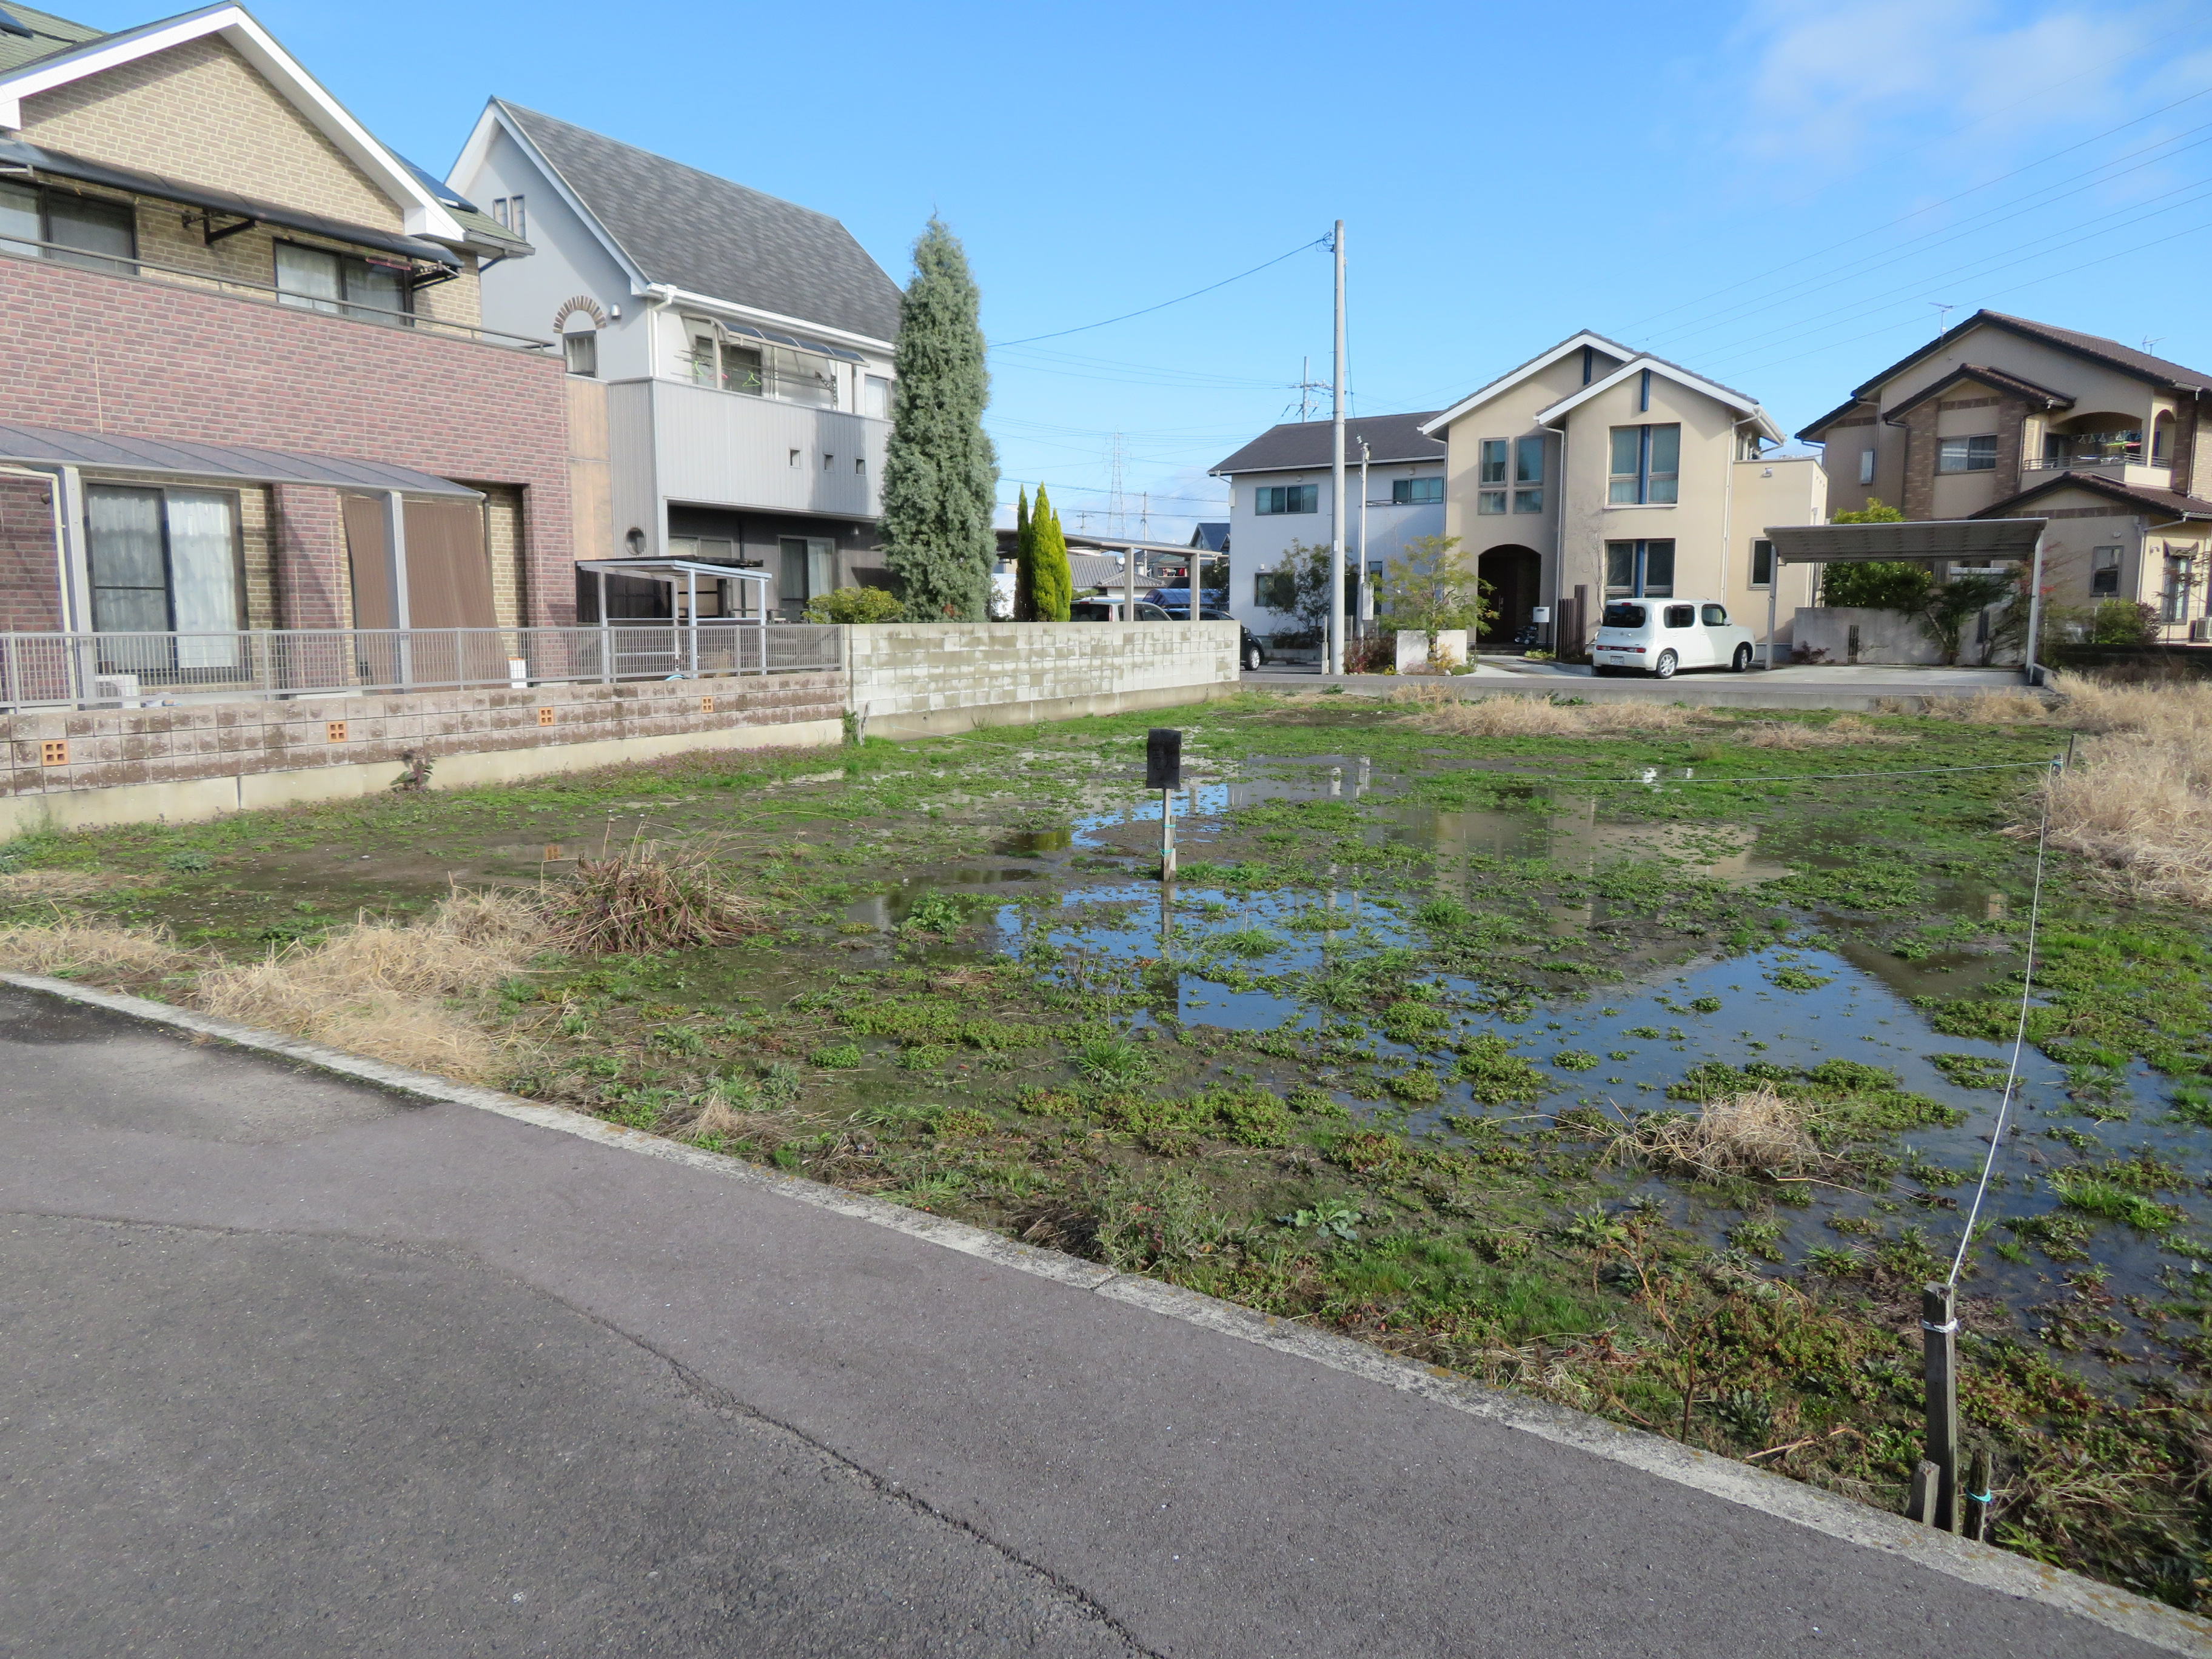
[1765,558,1781,670]
[1357,438,1371,640]
[2023,528,2048,685]
[597,569,612,683]
[1160,786,1176,880]
[1922,1282,1960,1532]
[384,490,412,691]
[1123,545,1136,618]
[686,568,699,679]
[1329,219,1346,677]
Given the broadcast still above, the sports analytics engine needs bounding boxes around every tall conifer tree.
[1013,487,1035,621]
[1031,489,1073,622]
[880,219,998,620]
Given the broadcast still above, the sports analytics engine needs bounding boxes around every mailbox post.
[1147,728,1182,880]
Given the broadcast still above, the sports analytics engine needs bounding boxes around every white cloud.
[1736,0,2163,164]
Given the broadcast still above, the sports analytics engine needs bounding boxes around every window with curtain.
[275,243,412,323]
[85,486,241,663]
[1604,538,1675,597]
[1936,435,1997,473]
[0,181,136,273]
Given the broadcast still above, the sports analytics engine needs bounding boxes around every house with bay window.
[451,101,902,622]
[1416,333,1824,655]
[1798,310,2212,641]
[0,0,575,682]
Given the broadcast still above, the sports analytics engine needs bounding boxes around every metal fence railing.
[0,623,843,711]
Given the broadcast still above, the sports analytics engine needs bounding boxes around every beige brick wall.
[237,486,277,630]
[479,484,527,628]
[22,36,400,231]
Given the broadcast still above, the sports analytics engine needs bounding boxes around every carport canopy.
[575,558,776,679]
[1761,517,2046,565]
[1754,516,2051,678]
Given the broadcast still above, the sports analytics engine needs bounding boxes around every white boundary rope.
[1946,754,2064,1288]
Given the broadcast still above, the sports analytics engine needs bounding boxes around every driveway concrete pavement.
[1242,663,2036,711]
[0,986,2182,1658]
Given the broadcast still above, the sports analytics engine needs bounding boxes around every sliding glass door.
[85,484,243,673]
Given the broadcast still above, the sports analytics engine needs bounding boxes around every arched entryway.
[1478,546,1541,643]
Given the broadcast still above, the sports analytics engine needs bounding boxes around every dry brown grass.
[538,840,766,955]
[0,868,122,901]
[1611,1086,1833,1182]
[1878,689,2053,723]
[2040,685,2212,908]
[195,886,548,1082]
[1401,689,1696,737]
[0,917,198,980]
[1735,716,1898,749]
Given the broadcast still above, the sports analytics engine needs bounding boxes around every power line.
[1613,82,2212,340]
[990,236,1329,347]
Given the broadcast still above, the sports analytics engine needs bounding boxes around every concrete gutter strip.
[8,969,2206,1659]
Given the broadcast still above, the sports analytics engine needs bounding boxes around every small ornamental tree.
[1013,488,1035,620]
[1821,498,1929,609]
[1030,487,1073,621]
[1380,534,1492,660]
[880,218,999,620]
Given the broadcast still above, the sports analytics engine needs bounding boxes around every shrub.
[540,842,765,955]
[803,586,905,624]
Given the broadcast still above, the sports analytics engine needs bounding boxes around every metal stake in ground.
[1922,1282,1960,1532]
[1147,728,1182,881]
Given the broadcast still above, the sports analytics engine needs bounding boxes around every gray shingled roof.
[497,101,902,344]
[0,3,102,76]
[1211,412,1444,477]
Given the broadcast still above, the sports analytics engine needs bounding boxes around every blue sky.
[118,1,2212,537]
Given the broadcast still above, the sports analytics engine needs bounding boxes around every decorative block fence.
[1,622,1244,836]
[2,673,845,837]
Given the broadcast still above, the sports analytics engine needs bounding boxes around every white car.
[1592,598,1755,679]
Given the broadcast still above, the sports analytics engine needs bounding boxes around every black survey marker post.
[1147,728,1182,880]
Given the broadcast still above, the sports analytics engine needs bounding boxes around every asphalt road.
[0,986,2175,1658]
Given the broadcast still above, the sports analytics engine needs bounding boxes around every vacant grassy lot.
[5,683,2210,1608]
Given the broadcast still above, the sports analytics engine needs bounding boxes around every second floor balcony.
[609,377,888,520]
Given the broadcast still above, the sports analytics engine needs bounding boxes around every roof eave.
[1419,330,1634,435]
[450,99,652,294]
[0,4,462,241]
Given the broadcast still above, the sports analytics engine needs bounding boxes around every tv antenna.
[1930,302,1956,336]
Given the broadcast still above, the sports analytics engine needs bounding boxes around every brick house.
[0,1,581,659]
[1800,311,2211,640]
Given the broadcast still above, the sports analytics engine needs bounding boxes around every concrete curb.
[8,970,2207,1658]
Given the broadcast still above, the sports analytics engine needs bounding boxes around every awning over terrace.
[1754,516,2053,680]
[0,422,483,497]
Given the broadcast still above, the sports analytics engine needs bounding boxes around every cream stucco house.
[1418,333,1825,655]
[1800,311,2211,641]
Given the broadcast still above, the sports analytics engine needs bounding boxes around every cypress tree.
[1031,489,1073,622]
[880,218,999,620]
[1013,486,1035,621]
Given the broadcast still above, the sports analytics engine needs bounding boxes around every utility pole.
[1329,219,1346,677]
[1356,437,1372,638]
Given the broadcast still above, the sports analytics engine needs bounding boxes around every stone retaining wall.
[2,673,845,836]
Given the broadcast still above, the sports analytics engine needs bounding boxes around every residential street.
[0,985,2176,1658]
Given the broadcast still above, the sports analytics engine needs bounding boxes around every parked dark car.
[1070,597,1269,671]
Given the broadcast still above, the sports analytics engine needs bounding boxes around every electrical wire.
[990,236,1329,347]
[1946,756,2062,1289]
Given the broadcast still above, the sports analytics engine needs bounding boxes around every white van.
[1592,599,1755,679]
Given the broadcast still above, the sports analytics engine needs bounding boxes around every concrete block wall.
[847,621,1242,737]
[2,672,845,836]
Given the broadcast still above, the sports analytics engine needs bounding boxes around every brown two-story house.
[1800,311,2211,640]
[0,1,582,655]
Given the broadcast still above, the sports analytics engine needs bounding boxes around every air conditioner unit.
[90,673,140,708]
[2191,618,2212,643]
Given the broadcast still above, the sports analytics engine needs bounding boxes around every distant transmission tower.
[1108,434,1127,538]
[1287,354,1329,421]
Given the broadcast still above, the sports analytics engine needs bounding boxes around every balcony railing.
[0,233,552,352]
[2022,453,2167,474]
[0,623,842,711]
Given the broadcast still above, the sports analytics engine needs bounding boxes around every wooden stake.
[1908,1460,1940,1526]
[1922,1282,1960,1533]
[1963,1446,1993,1543]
